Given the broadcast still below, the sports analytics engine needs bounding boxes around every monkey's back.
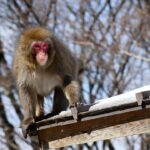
[51,36,79,79]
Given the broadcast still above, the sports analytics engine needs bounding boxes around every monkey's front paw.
[22,126,28,139]
[70,105,78,120]
[21,118,35,138]
[22,123,36,138]
[35,115,44,121]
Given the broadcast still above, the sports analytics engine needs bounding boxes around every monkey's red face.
[32,41,49,66]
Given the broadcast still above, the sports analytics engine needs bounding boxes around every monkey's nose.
[39,51,47,56]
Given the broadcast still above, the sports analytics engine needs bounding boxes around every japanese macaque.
[13,27,80,138]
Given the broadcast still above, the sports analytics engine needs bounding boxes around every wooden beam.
[48,118,150,148]
[28,86,150,149]
[36,104,150,149]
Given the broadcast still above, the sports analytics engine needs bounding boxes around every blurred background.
[0,0,150,150]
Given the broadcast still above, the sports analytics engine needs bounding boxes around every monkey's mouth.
[39,59,45,62]
[36,56,48,66]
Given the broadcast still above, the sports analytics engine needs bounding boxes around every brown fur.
[13,27,80,138]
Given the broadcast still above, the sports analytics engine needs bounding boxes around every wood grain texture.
[48,118,150,148]
[28,88,150,149]
[37,105,150,149]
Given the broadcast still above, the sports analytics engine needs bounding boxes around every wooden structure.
[29,85,150,149]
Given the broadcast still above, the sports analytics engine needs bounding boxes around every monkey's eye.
[41,42,49,53]
[33,43,41,53]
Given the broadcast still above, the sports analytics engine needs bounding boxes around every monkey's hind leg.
[64,81,80,120]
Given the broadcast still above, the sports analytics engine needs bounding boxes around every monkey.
[13,27,80,138]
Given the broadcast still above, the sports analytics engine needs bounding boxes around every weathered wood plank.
[48,118,150,148]
[28,86,150,149]
[37,105,150,148]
